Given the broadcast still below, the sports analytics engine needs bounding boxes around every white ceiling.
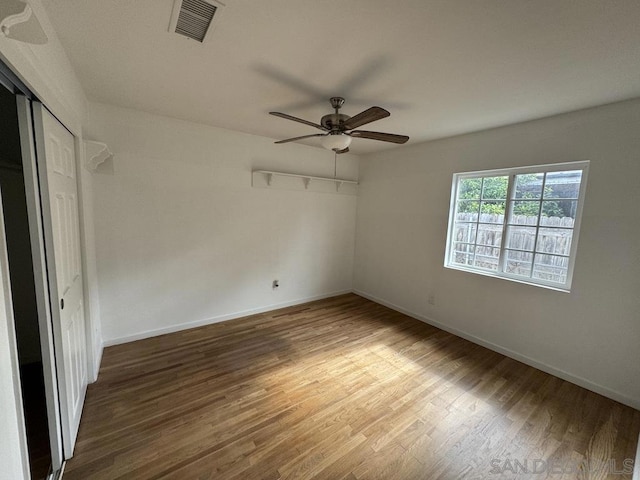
[42,0,640,155]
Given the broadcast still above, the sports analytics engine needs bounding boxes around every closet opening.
[0,78,52,479]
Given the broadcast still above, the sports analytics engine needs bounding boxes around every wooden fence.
[452,213,574,282]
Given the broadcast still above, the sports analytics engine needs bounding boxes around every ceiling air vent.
[169,0,224,43]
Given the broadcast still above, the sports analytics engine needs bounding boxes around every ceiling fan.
[270,97,409,154]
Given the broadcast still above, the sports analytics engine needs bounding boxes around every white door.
[16,95,65,471]
[32,102,87,456]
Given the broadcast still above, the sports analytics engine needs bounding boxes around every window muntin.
[445,162,588,291]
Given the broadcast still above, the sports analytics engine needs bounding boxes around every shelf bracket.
[84,140,113,172]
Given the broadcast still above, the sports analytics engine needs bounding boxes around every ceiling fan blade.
[269,112,328,131]
[350,130,409,144]
[343,106,390,130]
[274,133,327,144]
[335,147,350,154]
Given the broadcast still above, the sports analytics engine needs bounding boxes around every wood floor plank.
[64,294,640,479]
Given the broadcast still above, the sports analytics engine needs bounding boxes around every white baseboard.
[354,289,640,411]
[103,290,352,347]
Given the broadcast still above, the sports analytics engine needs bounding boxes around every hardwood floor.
[65,294,639,479]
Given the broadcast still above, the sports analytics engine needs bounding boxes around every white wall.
[87,102,358,344]
[354,98,640,409]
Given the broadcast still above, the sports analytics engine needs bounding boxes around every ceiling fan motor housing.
[322,97,350,131]
[321,113,350,131]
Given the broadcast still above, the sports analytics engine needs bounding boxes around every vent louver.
[174,0,217,42]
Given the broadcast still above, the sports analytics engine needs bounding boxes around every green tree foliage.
[457,174,566,217]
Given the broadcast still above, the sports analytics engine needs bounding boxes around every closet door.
[16,96,65,470]
[32,102,87,457]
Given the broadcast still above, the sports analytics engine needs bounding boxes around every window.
[445,161,589,291]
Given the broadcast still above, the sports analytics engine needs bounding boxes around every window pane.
[479,200,506,222]
[451,243,474,266]
[504,250,533,277]
[453,223,477,244]
[476,223,502,247]
[543,170,582,199]
[473,246,499,271]
[505,226,536,251]
[456,200,479,221]
[536,228,573,255]
[540,200,578,225]
[510,200,541,223]
[481,176,508,200]
[532,254,569,283]
[514,173,543,199]
[459,178,482,199]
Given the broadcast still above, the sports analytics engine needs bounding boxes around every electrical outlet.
[272,279,279,289]
[428,294,435,306]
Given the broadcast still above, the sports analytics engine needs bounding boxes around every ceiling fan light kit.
[321,133,352,152]
[270,97,409,153]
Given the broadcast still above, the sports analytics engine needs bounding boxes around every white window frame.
[444,161,589,292]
